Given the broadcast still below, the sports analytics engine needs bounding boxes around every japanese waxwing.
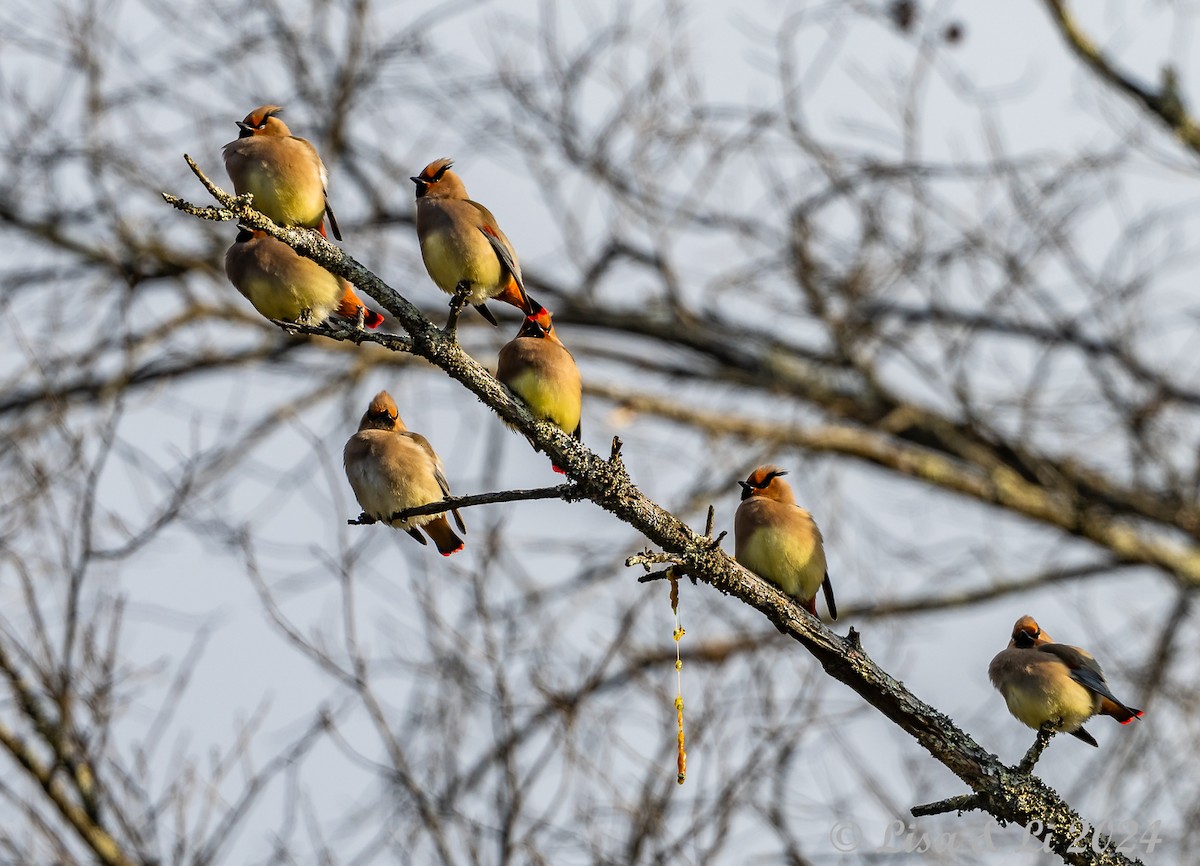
[734,466,837,620]
[988,615,1143,747]
[225,229,383,328]
[496,306,582,473]
[223,105,343,240]
[410,158,539,325]
[343,391,466,556]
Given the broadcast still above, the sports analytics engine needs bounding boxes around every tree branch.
[165,161,1146,866]
[0,722,137,866]
[587,382,1200,586]
[348,483,581,525]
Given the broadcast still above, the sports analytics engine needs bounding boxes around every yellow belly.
[237,272,338,322]
[239,166,325,229]
[1002,669,1099,733]
[420,231,502,301]
[504,369,581,433]
[736,525,824,602]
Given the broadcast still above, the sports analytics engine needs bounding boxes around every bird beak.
[737,480,751,492]
[409,175,423,185]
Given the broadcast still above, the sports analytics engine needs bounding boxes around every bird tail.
[1069,726,1100,747]
[821,573,838,621]
[494,278,538,316]
[423,516,465,556]
[325,205,343,241]
[336,284,384,328]
[474,303,500,326]
[1100,697,1144,724]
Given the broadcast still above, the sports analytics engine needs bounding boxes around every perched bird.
[734,466,837,620]
[496,305,581,473]
[988,615,1143,747]
[223,105,342,240]
[343,391,466,556]
[410,158,538,325]
[225,229,383,327]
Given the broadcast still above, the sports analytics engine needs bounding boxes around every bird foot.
[443,281,472,338]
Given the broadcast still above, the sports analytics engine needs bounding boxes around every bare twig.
[274,318,413,352]
[1017,725,1057,775]
[911,793,981,818]
[0,722,137,866]
[347,483,580,525]
[1042,0,1200,151]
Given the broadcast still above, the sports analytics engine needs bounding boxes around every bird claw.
[443,281,472,338]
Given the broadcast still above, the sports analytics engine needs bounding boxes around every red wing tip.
[1120,710,1145,725]
[552,465,566,475]
[364,310,385,329]
[440,544,465,557]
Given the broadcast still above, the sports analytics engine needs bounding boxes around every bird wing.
[302,139,342,241]
[1038,643,1130,709]
[404,432,466,533]
[469,200,529,305]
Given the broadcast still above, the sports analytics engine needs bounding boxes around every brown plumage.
[733,465,836,620]
[342,391,466,555]
[224,229,382,327]
[410,158,538,325]
[988,615,1143,747]
[223,105,342,240]
[496,306,581,473]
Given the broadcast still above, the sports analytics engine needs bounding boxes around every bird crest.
[738,465,791,501]
[416,158,454,183]
[1010,615,1047,648]
[359,391,403,432]
[236,105,287,136]
[410,158,461,198]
